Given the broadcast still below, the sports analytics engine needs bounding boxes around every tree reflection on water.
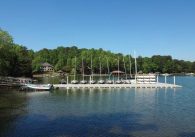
[0,88,28,136]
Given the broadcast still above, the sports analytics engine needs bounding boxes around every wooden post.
[157,75,159,83]
[90,76,91,84]
[67,76,69,84]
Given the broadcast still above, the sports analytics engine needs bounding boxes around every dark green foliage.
[0,28,194,77]
[0,29,32,77]
[32,47,195,74]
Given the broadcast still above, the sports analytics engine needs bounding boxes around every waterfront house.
[40,62,54,72]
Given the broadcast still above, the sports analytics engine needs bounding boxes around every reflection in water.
[0,76,195,137]
[0,89,28,137]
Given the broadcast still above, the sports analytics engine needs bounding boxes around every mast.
[123,56,127,80]
[82,57,84,81]
[74,56,76,80]
[118,57,120,81]
[129,54,132,78]
[91,55,93,80]
[99,57,102,79]
[134,51,137,81]
[106,58,110,80]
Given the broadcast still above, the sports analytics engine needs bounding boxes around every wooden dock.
[53,83,182,89]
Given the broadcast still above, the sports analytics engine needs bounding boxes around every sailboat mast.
[74,56,76,80]
[134,51,137,81]
[118,57,120,81]
[129,54,132,78]
[91,55,93,80]
[107,58,110,80]
[82,57,84,81]
[99,57,102,79]
[123,56,127,80]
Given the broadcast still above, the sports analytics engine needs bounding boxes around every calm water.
[0,76,195,137]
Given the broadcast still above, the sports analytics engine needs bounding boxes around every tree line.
[1,28,195,77]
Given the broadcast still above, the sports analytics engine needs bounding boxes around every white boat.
[98,80,105,84]
[98,57,105,84]
[106,58,113,84]
[71,80,79,84]
[89,80,96,84]
[186,73,194,76]
[80,80,87,84]
[106,80,113,84]
[122,80,131,84]
[71,56,78,84]
[161,73,172,76]
[90,56,96,84]
[25,84,53,90]
[115,80,122,84]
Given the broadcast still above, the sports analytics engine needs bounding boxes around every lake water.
[0,76,195,137]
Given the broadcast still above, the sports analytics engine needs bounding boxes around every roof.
[57,70,64,73]
[111,70,125,74]
[41,62,53,67]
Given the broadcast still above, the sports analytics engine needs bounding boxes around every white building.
[136,74,156,84]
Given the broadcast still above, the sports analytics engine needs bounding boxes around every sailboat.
[80,57,87,84]
[106,58,113,84]
[115,57,122,84]
[98,57,105,84]
[122,56,131,84]
[71,56,79,84]
[127,52,137,84]
[129,54,132,78]
[89,55,96,84]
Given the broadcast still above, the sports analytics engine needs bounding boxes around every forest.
[1,28,195,77]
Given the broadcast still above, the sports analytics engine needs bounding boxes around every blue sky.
[0,0,195,61]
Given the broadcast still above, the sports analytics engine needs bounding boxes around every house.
[40,62,54,72]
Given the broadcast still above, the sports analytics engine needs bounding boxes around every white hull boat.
[98,80,105,84]
[71,80,79,84]
[25,84,53,90]
[80,80,88,84]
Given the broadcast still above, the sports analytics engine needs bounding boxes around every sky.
[0,0,195,61]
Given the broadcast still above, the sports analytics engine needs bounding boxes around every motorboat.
[25,84,53,90]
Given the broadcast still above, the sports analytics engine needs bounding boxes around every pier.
[53,83,182,89]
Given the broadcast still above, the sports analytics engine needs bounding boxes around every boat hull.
[25,84,53,90]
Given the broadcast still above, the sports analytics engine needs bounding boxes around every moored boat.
[71,80,79,84]
[25,84,53,90]
[106,80,113,84]
[98,80,105,84]
[89,80,96,84]
[80,80,87,84]
[115,80,123,84]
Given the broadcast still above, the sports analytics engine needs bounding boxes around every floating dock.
[53,83,182,89]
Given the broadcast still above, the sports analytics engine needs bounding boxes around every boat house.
[40,62,54,72]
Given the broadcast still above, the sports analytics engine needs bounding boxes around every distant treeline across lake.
[1,28,195,77]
